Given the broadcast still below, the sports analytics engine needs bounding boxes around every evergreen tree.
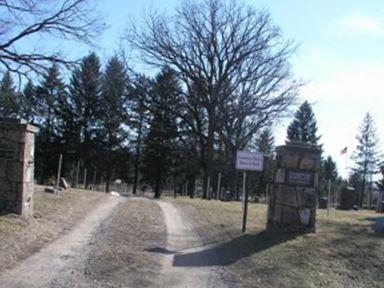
[322,156,338,181]
[36,64,66,136]
[19,80,39,124]
[130,74,152,194]
[0,71,18,118]
[256,128,275,158]
[69,53,102,187]
[318,156,338,198]
[255,128,275,196]
[35,64,67,183]
[349,171,362,190]
[99,56,129,192]
[141,67,181,198]
[351,112,381,207]
[56,88,81,180]
[287,101,320,146]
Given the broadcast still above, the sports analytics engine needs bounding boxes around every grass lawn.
[0,185,108,272]
[168,197,384,288]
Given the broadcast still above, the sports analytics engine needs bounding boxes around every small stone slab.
[59,178,69,190]
[44,187,58,194]
[374,218,384,233]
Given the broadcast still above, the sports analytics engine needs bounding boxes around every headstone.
[221,190,231,202]
[318,197,328,209]
[59,177,69,190]
[374,218,384,233]
[339,186,357,210]
[0,119,38,216]
[44,187,57,194]
[267,141,321,233]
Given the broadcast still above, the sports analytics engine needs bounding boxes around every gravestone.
[0,119,38,216]
[59,177,69,190]
[374,218,384,233]
[339,186,357,210]
[267,141,321,233]
[318,197,328,209]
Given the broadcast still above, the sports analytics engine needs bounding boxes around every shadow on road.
[146,247,176,254]
[173,231,297,267]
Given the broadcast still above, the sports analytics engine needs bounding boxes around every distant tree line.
[1,0,381,205]
[0,0,301,198]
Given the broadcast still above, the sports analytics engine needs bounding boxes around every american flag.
[340,147,348,155]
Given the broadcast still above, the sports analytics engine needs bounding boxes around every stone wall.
[0,119,37,216]
[267,141,320,233]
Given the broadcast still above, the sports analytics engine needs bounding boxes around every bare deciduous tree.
[128,0,298,198]
[0,0,103,78]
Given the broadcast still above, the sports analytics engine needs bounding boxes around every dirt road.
[157,201,236,288]
[0,194,124,288]
[0,197,235,287]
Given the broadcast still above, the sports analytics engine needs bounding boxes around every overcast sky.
[42,0,384,178]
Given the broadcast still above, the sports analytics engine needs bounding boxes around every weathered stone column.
[267,141,320,233]
[0,119,38,216]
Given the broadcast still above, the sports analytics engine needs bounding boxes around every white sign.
[236,150,264,171]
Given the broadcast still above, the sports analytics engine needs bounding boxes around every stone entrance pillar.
[267,141,320,233]
[0,119,38,216]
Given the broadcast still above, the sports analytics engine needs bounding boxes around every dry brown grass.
[168,197,384,288]
[0,185,108,272]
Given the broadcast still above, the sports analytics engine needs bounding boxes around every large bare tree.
[128,0,298,198]
[0,0,103,78]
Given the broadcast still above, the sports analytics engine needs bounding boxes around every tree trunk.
[190,176,195,199]
[105,164,112,193]
[360,175,366,208]
[105,178,110,193]
[133,114,143,195]
[204,118,215,199]
[154,176,161,199]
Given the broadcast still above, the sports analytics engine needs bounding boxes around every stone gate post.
[267,141,321,233]
[0,119,38,216]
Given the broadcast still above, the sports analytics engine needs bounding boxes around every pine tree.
[287,101,320,146]
[36,64,66,136]
[69,53,102,187]
[130,74,152,195]
[0,71,18,118]
[35,64,67,183]
[141,67,181,198]
[99,56,129,192]
[318,156,338,198]
[255,128,275,196]
[322,156,338,181]
[256,128,275,158]
[352,112,381,207]
[19,80,39,124]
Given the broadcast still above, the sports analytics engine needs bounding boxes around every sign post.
[242,171,248,232]
[236,150,263,233]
